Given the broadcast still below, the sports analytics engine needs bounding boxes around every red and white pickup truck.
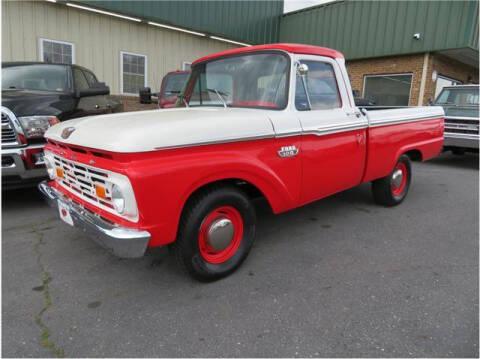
[39,44,444,281]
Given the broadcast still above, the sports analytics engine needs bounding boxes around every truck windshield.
[435,87,479,106]
[2,64,71,92]
[179,52,289,110]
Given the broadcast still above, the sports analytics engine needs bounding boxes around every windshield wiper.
[177,94,189,108]
[206,88,229,109]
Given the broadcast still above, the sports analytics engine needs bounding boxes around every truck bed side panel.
[362,107,444,183]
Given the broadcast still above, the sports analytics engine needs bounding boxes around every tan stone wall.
[346,53,479,106]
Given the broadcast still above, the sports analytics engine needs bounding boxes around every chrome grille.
[1,111,18,145]
[445,117,479,135]
[52,154,116,210]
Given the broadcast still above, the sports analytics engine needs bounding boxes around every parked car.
[433,84,479,154]
[1,62,122,189]
[38,44,444,281]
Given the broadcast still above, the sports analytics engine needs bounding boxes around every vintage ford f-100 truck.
[39,44,445,281]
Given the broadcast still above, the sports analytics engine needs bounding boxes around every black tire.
[372,155,412,207]
[173,186,256,281]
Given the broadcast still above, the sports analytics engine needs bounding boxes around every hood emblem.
[61,127,76,139]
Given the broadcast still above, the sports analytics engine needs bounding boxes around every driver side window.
[295,60,341,111]
[73,68,89,91]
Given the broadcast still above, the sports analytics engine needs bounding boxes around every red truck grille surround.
[52,154,115,209]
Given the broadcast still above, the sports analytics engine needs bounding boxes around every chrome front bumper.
[444,133,479,149]
[2,145,47,189]
[38,181,150,258]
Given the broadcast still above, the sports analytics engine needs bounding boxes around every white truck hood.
[45,107,275,153]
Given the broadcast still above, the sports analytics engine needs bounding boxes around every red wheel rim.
[391,162,407,196]
[198,206,244,264]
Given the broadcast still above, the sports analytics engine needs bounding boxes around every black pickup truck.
[1,62,122,189]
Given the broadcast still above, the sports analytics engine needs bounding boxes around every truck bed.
[362,106,445,183]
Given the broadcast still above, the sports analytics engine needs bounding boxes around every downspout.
[417,52,430,106]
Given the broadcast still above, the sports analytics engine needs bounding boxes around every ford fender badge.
[278,145,299,158]
[61,127,76,139]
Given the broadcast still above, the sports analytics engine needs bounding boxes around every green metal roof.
[279,0,479,60]
[77,0,283,45]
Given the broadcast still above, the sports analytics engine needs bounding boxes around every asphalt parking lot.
[2,152,478,358]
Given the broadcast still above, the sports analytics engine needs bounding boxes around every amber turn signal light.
[56,168,64,178]
[95,185,106,199]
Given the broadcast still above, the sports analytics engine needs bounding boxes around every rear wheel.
[372,155,411,207]
[173,186,256,281]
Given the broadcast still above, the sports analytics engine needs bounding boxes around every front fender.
[126,140,300,246]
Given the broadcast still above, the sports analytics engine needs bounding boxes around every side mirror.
[295,62,311,110]
[296,63,309,76]
[77,82,110,98]
[139,87,152,104]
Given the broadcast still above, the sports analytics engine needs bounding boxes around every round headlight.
[111,184,125,214]
[44,157,55,179]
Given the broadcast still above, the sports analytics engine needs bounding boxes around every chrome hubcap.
[206,218,234,251]
[392,169,403,188]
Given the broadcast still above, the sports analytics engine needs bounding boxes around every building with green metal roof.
[2,0,478,106]
[280,0,478,105]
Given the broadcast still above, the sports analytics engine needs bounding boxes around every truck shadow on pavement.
[2,185,45,209]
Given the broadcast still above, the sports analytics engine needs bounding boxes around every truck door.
[294,55,368,205]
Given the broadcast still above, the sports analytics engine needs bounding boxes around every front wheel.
[173,186,256,281]
[372,155,412,207]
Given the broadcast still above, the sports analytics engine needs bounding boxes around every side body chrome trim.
[368,115,442,128]
[302,121,368,136]
[153,112,443,149]
[154,134,275,150]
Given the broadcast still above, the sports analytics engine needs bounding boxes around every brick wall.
[423,54,479,104]
[346,53,479,106]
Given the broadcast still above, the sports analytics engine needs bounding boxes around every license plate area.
[58,200,74,226]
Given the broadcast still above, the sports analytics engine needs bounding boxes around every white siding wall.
[2,0,237,94]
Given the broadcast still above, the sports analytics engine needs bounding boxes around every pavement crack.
[32,228,65,358]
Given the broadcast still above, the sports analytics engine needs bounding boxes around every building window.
[434,75,462,99]
[363,74,413,106]
[39,38,75,64]
[121,51,147,94]
[182,62,192,71]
